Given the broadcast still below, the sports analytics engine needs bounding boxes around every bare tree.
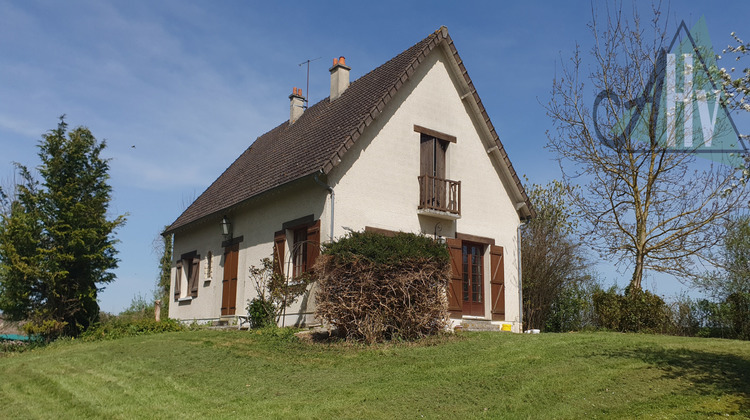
[0,171,20,217]
[718,32,750,188]
[546,4,749,291]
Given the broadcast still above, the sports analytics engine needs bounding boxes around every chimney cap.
[290,87,304,98]
[289,87,304,124]
[330,56,351,72]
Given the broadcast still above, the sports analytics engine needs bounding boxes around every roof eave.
[435,33,536,219]
[163,171,322,236]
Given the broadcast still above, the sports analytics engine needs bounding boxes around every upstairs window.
[420,133,449,210]
[415,126,460,215]
[420,133,448,180]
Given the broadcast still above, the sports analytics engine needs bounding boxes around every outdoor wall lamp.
[221,216,232,237]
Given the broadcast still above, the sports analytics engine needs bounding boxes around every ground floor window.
[292,226,308,277]
[273,218,321,279]
[174,251,200,300]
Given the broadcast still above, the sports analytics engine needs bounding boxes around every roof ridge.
[166,26,532,234]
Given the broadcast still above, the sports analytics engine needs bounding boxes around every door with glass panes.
[462,242,484,316]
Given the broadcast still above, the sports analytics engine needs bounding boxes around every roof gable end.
[166,26,532,234]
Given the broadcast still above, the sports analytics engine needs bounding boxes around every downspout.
[313,170,335,242]
[487,145,530,332]
[517,217,530,332]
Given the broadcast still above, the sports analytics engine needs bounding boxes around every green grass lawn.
[1,330,748,419]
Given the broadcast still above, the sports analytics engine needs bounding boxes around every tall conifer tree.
[0,117,125,337]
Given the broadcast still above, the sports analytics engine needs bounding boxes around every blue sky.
[1,1,748,314]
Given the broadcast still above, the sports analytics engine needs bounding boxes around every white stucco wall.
[327,48,523,331]
[169,46,524,332]
[169,179,329,325]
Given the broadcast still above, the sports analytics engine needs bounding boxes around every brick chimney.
[289,87,304,124]
[329,56,350,101]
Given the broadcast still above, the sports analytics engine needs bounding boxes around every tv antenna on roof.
[298,57,321,109]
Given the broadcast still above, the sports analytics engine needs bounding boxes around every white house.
[164,26,534,332]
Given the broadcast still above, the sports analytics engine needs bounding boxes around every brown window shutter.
[490,245,505,320]
[174,261,182,300]
[420,135,432,176]
[435,140,447,207]
[306,220,321,272]
[189,256,201,297]
[446,238,463,313]
[222,244,239,316]
[435,139,446,179]
[273,230,286,275]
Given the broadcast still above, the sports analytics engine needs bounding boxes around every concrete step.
[460,319,502,332]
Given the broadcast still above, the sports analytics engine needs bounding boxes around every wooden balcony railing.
[418,174,461,215]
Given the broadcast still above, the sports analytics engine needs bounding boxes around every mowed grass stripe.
[1,330,748,419]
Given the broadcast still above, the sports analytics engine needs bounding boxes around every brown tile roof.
[166,26,533,234]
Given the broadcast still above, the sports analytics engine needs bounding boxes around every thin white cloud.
[0,1,288,196]
[0,115,47,139]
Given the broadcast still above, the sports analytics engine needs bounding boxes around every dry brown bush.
[314,254,449,343]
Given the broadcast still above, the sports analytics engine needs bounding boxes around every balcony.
[418,174,461,218]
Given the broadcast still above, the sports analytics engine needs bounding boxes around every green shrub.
[665,293,749,340]
[1,340,25,354]
[592,287,670,333]
[0,337,46,354]
[315,231,449,343]
[550,282,748,339]
[667,293,700,337]
[621,289,670,333]
[250,326,300,343]
[545,281,596,332]
[247,297,275,328]
[248,257,315,327]
[118,294,155,321]
[81,318,185,341]
[321,231,449,265]
[692,298,733,338]
[592,286,622,330]
[726,292,750,340]
[22,319,67,342]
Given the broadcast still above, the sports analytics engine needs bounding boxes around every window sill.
[287,280,310,287]
[177,297,194,303]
